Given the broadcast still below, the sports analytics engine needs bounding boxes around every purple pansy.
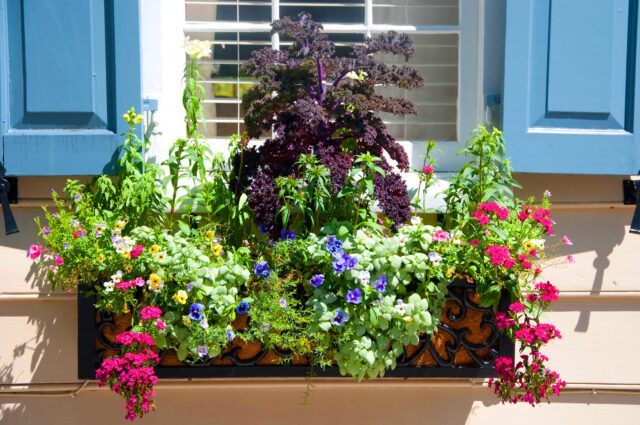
[332,308,350,326]
[197,345,208,358]
[346,288,362,304]
[254,261,271,278]
[309,274,325,288]
[188,303,205,321]
[279,229,296,241]
[372,275,387,293]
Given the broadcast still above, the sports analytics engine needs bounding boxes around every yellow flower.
[522,240,534,251]
[402,316,413,323]
[149,245,160,255]
[98,254,106,262]
[122,252,131,260]
[172,290,188,305]
[182,315,191,327]
[115,220,128,230]
[148,273,163,292]
[133,114,144,125]
[123,263,132,273]
[212,243,223,256]
[446,266,456,278]
[155,252,167,262]
[204,230,215,241]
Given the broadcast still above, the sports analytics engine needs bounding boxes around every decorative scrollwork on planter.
[78,278,513,379]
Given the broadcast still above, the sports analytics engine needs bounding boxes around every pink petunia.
[566,255,576,264]
[433,229,450,242]
[54,255,64,266]
[130,244,144,259]
[27,244,43,260]
[561,235,573,246]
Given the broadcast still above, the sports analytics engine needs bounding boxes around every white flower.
[421,232,433,244]
[428,252,442,266]
[543,189,552,197]
[345,71,359,80]
[395,299,406,315]
[410,216,422,226]
[532,239,545,250]
[271,90,278,99]
[398,235,407,246]
[183,36,212,60]
[103,281,115,292]
[110,270,123,284]
[357,270,370,285]
[200,317,209,330]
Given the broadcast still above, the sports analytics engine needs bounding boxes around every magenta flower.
[27,244,43,260]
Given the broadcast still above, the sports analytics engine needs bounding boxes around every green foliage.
[443,126,521,228]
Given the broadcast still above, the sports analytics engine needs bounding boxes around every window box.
[78,278,513,380]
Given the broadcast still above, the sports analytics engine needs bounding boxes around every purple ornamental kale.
[234,13,423,231]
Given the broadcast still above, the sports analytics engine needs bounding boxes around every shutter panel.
[0,0,141,176]
[503,0,640,174]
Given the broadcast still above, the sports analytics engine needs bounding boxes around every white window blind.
[184,0,468,153]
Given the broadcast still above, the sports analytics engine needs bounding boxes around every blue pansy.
[258,224,273,234]
[325,235,344,256]
[372,275,387,293]
[346,288,362,304]
[280,229,297,241]
[189,303,205,321]
[254,261,271,278]
[309,274,325,288]
[236,300,250,315]
[332,253,357,274]
[332,308,350,326]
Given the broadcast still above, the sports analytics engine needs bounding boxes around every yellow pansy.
[115,220,128,230]
[172,290,188,305]
[402,316,414,323]
[204,230,215,241]
[182,315,191,327]
[98,254,106,262]
[522,240,534,251]
[212,244,223,256]
[446,266,456,278]
[149,245,160,255]
[155,252,167,262]
[123,263,132,273]
[148,273,163,292]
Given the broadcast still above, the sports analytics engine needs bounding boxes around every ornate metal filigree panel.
[78,279,513,379]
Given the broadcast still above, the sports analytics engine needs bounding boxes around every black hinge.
[0,163,19,235]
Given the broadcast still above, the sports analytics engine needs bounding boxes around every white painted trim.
[185,21,460,34]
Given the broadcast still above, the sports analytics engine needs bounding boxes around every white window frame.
[142,0,484,173]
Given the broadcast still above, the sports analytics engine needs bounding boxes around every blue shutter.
[503,0,640,174]
[0,0,141,176]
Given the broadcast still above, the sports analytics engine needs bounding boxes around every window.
[184,0,481,170]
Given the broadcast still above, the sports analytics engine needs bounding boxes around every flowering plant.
[28,13,571,420]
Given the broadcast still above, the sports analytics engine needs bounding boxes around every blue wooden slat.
[0,0,142,176]
[503,0,640,175]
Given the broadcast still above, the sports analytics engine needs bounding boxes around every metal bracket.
[0,175,19,235]
[626,175,640,234]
